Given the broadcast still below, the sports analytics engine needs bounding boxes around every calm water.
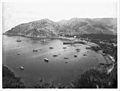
[3,35,106,87]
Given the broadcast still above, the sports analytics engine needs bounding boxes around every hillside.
[4,18,117,37]
[58,18,117,35]
[5,19,60,37]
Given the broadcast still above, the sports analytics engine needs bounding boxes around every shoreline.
[2,34,117,88]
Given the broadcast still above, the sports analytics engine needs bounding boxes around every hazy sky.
[2,0,117,32]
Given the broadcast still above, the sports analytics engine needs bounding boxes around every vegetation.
[72,67,117,88]
[79,34,117,40]
[34,79,66,88]
[2,65,25,88]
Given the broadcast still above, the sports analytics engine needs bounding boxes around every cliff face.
[5,18,117,37]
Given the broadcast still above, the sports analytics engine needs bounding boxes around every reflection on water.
[3,35,106,87]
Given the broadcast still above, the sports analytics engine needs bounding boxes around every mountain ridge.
[4,18,117,37]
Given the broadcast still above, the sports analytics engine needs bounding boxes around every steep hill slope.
[5,19,60,37]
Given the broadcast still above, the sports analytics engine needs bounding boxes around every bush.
[34,78,66,88]
[2,65,25,88]
[73,68,117,88]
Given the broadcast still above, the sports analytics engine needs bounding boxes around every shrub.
[73,68,117,88]
[2,65,25,88]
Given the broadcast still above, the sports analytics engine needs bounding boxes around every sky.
[2,0,117,32]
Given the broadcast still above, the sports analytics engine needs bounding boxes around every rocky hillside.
[5,19,60,37]
[4,18,117,37]
[58,18,117,35]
